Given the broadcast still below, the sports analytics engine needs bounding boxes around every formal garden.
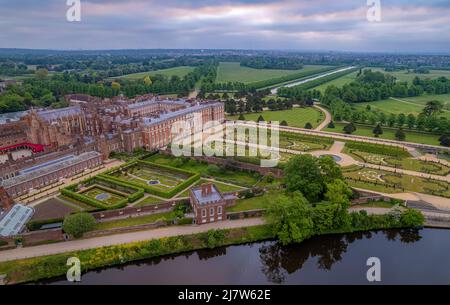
[279,132,333,152]
[343,167,450,198]
[343,141,450,175]
[104,160,200,198]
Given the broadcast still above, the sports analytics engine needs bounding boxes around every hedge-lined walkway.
[0,218,265,263]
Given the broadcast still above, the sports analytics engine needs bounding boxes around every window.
[210,207,214,216]
[202,209,206,218]
[218,206,222,215]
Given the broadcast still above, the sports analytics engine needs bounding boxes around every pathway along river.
[40,228,450,285]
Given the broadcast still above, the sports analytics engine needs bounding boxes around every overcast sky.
[1,0,450,53]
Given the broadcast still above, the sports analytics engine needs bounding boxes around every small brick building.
[189,183,237,224]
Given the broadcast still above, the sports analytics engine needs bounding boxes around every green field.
[80,186,127,206]
[353,94,450,119]
[313,71,359,93]
[215,62,330,84]
[227,107,324,129]
[112,66,195,80]
[370,68,450,84]
[324,122,442,146]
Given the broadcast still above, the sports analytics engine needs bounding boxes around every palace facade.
[0,94,225,198]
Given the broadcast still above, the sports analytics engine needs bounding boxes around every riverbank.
[0,210,423,284]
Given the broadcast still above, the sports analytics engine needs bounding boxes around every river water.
[40,228,450,285]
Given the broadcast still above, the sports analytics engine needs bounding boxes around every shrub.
[304,122,313,129]
[328,121,335,128]
[27,218,64,231]
[177,218,193,225]
[206,229,226,249]
[63,213,96,238]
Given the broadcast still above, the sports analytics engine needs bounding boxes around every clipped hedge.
[61,188,128,210]
[94,175,144,203]
[26,218,64,231]
[104,160,200,199]
[345,141,411,158]
[61,175,145,210]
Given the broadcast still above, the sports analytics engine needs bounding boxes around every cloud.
[0,0,449,52]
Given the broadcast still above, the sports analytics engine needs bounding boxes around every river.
[38,228,450,285]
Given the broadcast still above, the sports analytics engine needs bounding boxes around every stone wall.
[91,198,189,221]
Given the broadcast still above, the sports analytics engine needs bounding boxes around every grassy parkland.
[227,107,325,129]
[324,122,442,146]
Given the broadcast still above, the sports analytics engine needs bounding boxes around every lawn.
[313,70,359,93]
[133,195,164,207]
[94,211,178,231]
[324,122,442,146]
[227,107,325,129]
[111,66,195,80]
[226,189,282,212]
[344,167,450,198]
[144,153,261,187]
[80,186,127,206]
[346,149,450,176]
[113,163,191,191]
[215,62,330,84]
[353,95,450,120]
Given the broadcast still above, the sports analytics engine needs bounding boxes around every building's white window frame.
[218,206,222,215]
[210,207,214,216]
[202,209,206,218]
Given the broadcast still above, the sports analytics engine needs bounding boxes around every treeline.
[322,70,450,104]
[326,99,449,134]
[201,66,337,93]
[0,61,34,77]
[240,57,304,70]
[0,62,218,113]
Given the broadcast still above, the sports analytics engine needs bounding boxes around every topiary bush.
[63,213,96,238]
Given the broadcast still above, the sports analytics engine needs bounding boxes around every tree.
[400,209,425,227]
[317,156,343,183]
[63,213,96,238]
[265,192,314,245]
[407,114,416,129]
[304,122,313,129]
[324,179,352,208]
[280,120,288,126]
[111,81,121,91]
[257,115,265,122]
[238,113,246,120]
[395,128,406,141]
[422,100,443,117]
[36,68,49,80]
[343,122,356,134]
[439,135,450,147]
[373,124,383,137]
[327,121,335,128]
[284,155,324,202]
[143,76,152,86]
